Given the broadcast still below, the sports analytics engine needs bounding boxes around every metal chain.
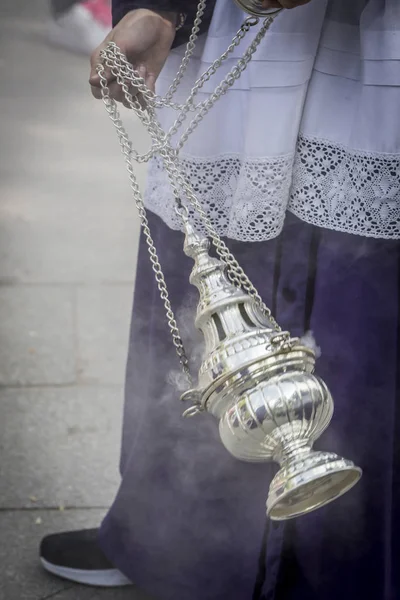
[105,0,207,113]
[162,0,207,104]
[173,17,272,150]
[97,93,193,382]
[165,15,260,143]
[101,14,260,119]
[98,6,290,377]
[100,17,284,320]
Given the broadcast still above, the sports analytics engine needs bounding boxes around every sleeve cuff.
[111,0,216,48]
[112,1,180,27]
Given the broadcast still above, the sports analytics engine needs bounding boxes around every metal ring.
[182,405,203,418]
[174,202,190,219]
[244,16,260,26]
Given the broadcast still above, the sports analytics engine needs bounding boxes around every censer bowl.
[211,368,362,520]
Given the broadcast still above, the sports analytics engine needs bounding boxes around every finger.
[134,65,155,94]
[91,84,103,99]
[146,73,157,93]
[111,81,145,110]
[89,35,115,90]
[90,44,104,86]
[135,92,148,110]
[109,81,126,103]
[90,79,122,101]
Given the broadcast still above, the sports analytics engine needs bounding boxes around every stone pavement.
[0,0,149,597]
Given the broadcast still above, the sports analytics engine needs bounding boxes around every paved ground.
[0,1,148,597]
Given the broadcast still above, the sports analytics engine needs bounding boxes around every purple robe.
[99,210,400,600]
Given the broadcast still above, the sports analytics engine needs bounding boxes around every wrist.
[144,9,186,30]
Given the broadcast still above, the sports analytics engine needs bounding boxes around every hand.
[89,9,176,104]
[261,0,311,8]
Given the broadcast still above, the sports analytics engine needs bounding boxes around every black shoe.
[40,528,133,587]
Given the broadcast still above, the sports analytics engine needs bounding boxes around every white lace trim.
[144,136,400,241]
[289,136,400,240]
[145,153,294,241]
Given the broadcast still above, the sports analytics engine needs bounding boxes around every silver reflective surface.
[181,220,361,520]
[233,0,283,17]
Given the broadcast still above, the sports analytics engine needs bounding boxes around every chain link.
[162,0,207,104]
[98,4,289,378]
[98,93,192,381]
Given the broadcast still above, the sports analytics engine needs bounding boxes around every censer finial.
[180,219,362,521]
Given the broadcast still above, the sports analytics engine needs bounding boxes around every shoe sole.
[41,557,133,587]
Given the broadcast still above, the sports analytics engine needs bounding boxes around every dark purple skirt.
[100,211,400,600]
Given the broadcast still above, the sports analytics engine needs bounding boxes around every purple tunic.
[99,210,400,600]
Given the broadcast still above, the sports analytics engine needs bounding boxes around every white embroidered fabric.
[144,0,400,241]
[145,135,400,241]
[145,152,294,241]
[290,136,400,240]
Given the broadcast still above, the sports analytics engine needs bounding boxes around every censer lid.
[182,217,315,398]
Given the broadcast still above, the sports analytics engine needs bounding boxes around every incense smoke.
[166,292,204,393]
[300,330,322,358]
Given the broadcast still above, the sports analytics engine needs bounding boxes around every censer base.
[267,451,362,521]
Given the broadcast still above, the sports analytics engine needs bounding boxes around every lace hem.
[289,136,400,240]
[144,137,400,242]
[145,153,294,242]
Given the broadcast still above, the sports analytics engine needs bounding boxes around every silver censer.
[99,1,362,522]
[181,219,362,520]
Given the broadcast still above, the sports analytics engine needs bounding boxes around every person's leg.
[99,211,284,600]
[41,211,283,596]
[39,529,132,587]
[100,213,400,600]
[273,218,400,600]
[41,210,399,598]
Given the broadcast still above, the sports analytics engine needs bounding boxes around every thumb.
[146,72,157,93]
[89,72,101,87]
[89,45,104,87]
[89,41,116,99]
